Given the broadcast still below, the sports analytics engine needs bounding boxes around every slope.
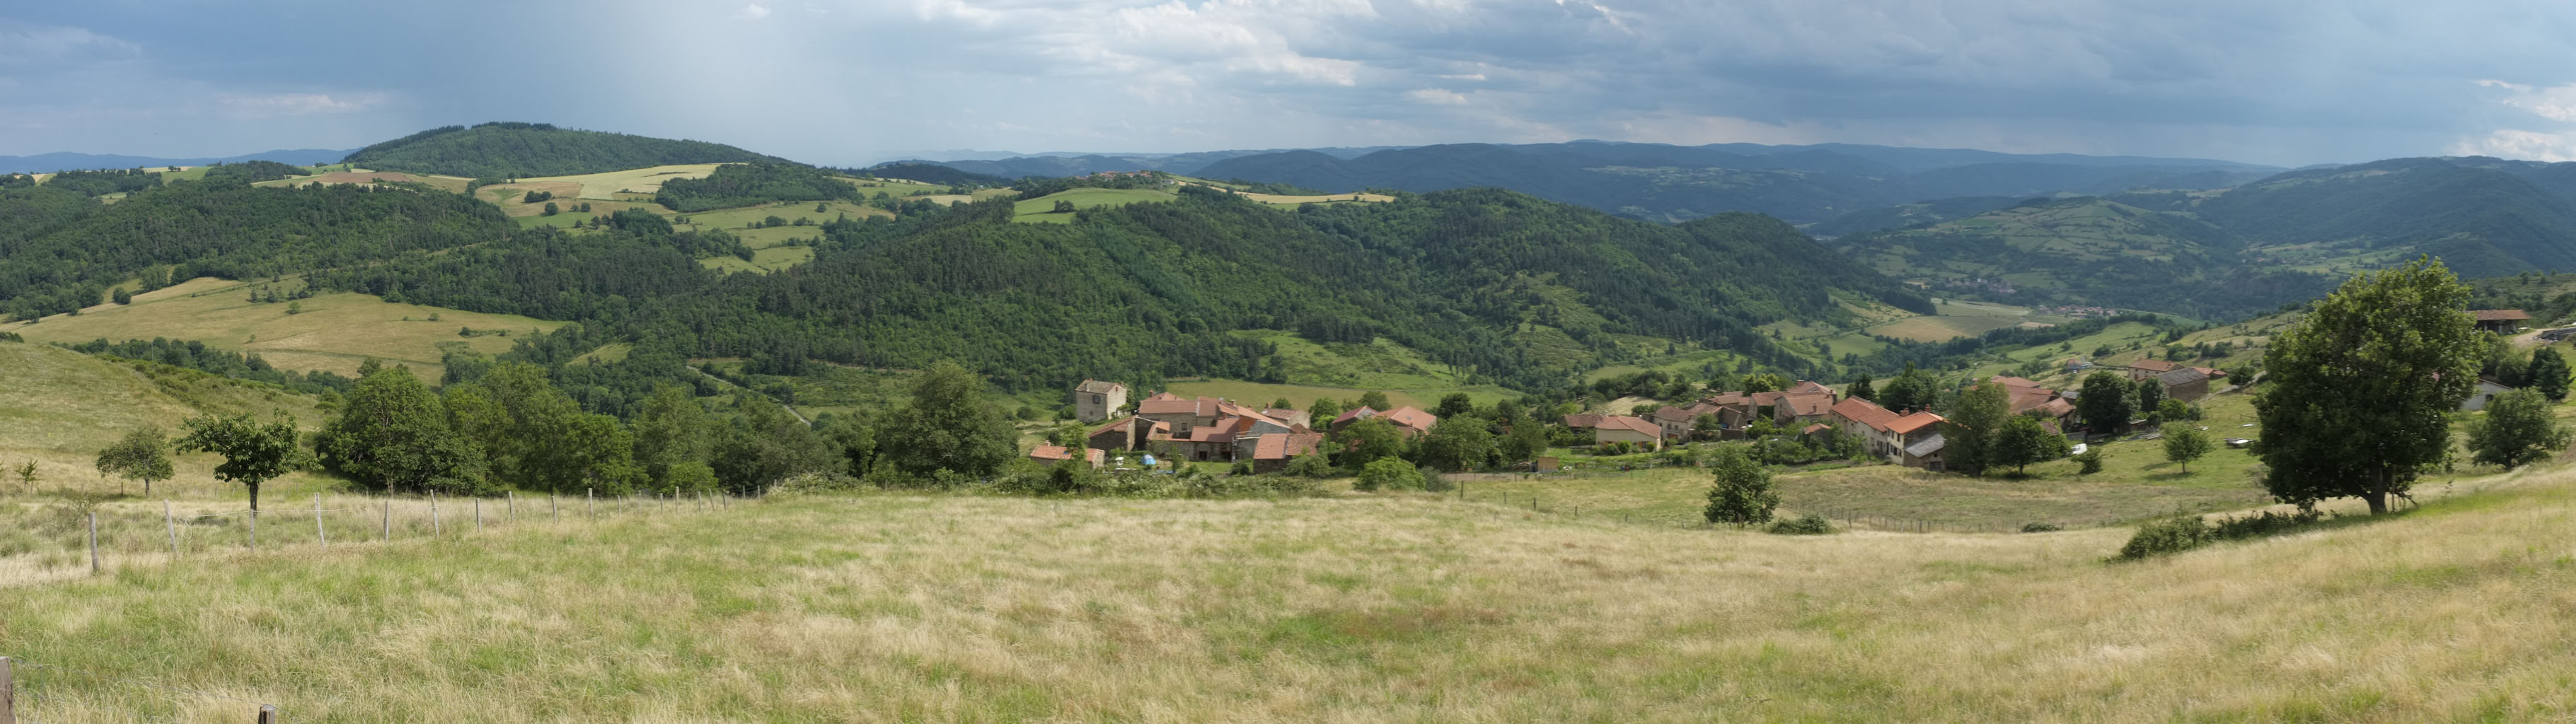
[342,122,790,178]
[0,337,337,500]
[9,469,2576,720]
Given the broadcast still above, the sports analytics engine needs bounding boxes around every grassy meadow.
[1012,187,1180,223]
[0,276,565,380]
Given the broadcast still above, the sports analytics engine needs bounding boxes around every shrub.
[1702,445,1779,525]
[1282,453,1334,479]
[2073,448,2103,474]
[1353,457,1424,491]
[2116,515,2214,559]
[1766,514,1833,535]
[2020,522,2062,533]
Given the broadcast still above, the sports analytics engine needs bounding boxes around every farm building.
[1592,415,1662,450]
[2472,309,2531,334]
[1073,379,1129,423]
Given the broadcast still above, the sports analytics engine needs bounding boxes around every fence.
[0,655,277,723]
[1444,472,2060,535]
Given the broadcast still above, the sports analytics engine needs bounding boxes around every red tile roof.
[2039,398,2076,417]
[1779,392,1835,418]
[1830,397,1901,431]
[1089,416,1139,436]
[1595,415,1659,436]
[1888,411,1946,435]
[1333,406,1380,426]
[1650,406,1697,423]
[1029,445,1074,462]
[1786,380,1832,395]
[1138,395,1218,416]
[1750,391,1787,407]
[1380,406,1438,432]
[1801,423,1830,436]
[2473,309,2532,321]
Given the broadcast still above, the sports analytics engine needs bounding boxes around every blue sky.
[4,1,2574,167]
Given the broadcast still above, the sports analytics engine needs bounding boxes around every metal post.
[315,494,327,549]
[88,512,100,575]
[474,498,482,532]
[166,501,178,559]
[507,491,516,522]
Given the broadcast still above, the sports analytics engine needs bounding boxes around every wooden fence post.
[507,491,516,522]
[1,655,15,724]
[258,703,277,723]
[315,494,327,549]
[381,498,391,542]
[474,498,483,532]
[587,489,595,520]
[166,501,178,559]
[88,512,100,575]
[550,493,558,521]
[430,493,440,537]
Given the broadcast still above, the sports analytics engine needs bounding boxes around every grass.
[1011,187,1180,223]
[490,163,726,201]
[0,341,342,514]
[1161,380,1513,414]
[1865,315,2028,343]
[0,276,565,380]
[698,246,816,274]
[9,468,2576,720]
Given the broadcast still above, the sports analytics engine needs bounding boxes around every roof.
[1989,375,2047,391]
[1284,432,1325,457]
[2006,389,2057,414]
[1562,414,1605,428]
[2156,368,2212,386]
[1750,391,1787,407]
[1831,397,1902,432]
[1090,416,1139,436]
[1334,406,1381,426]
[1595,415,1660,436]
[1786,380,1832,395]
[1074,379,1126,394]
[2127,358,2181,373]
[1887,411,1946,435]
[2473,309,2532,322]
[1650,406,1697,423]
[1801,423,1830,436]
[1778,392,1835,418]
[1085,448,1107,466]
[1708,392,1752,407]
[1903,433,1947,457]
[1138,395,1219,416]
[1029,445,1074,461]
[2038,398,2077,417]
[1380,406,1438,431]
[2190,366,2227,379]
[1252,432,1327,460]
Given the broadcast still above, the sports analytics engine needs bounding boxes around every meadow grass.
[1011,187,1181,223]
[0,277,565,380]
[698,246,815,274]
[7,469,2576,721]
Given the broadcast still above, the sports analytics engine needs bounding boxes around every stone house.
[1073,379,1128,423]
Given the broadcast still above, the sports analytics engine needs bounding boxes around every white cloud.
[2450,129,2576,163]
[0,21,140,66]
[217,93,388,117]
[2477,79,2576,123]
[1407,88,1469,105]
[734,4,772,20]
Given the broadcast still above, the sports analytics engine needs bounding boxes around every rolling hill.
[341,122,790,178]
[0,148,353,175]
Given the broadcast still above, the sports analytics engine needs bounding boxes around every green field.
[699,245,816,274]
[1162,379,1514,414]
[0,341,345,506]
[1012,187,1180,223]
[0,276,564,380]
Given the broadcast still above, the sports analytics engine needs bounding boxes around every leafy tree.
[2077,370,2135,433]
[1989,414,2064,474]
[1053,199,1076,213]
[1357,390,1392,411]
[815,413,879,479]
[630,385,712,490]
[1417,415,1496,472]
[1939,382,2010,476]
[1353,457,1425,491]
[96,426,175,496]
[2531,346,2572,402]
[444,362,640,494]
[2155,397,2197,423]
[1702,445,1779,525]
[1283,452,1334,479]
[176,412,306,511]
[1498,417,1549,464]
[111,288,131,305]
[878,361,1017,480]
[2073,448,2104,474]
[2136,376,2164,415]
[1741,373,1786,394]
[710,395,834,493]
[1846,375,1876,403]
[316,366,490,494]
[1268,397,1295,410]
[2254,258,2482,513]
[2162,426,2212,472]
[1433,392,1477,419]
[2468,388,2570,469]
[1308,397,1344,422]
[1879,363,1938,411]
[1334,417,1407,471]
[541,202,560,216]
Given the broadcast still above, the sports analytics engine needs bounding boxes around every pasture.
[1012,188,1181,223]
[699,246,816,274]
[0,276,564,380]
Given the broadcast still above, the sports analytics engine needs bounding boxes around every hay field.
[0,277,564,380]
[6,469,2576,720]
[1012,187,1179,223]
[485,163,727,201]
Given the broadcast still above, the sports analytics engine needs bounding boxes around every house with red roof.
[1592,415,1662,450]
[1028,445,1107,468]
[1830,397,1947,468]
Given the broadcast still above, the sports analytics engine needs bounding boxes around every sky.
[4,1,2575,168]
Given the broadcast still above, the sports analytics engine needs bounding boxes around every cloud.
[2477,80,2576,123]
[734,4,771,21]
[217,92,389,117]
[1407,88,1469,105]
[0,20,140,66]
[2451,129,2576,163]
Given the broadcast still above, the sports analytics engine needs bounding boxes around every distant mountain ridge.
[342,122,790,178]
[0,148,353,175]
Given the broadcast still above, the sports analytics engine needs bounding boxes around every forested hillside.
[656,162,862,211]
[342,122,787,178]
[1834,156,2576,319]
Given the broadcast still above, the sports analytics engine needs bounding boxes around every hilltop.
[341,122,790,178]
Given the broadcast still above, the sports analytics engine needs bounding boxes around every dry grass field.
[0,277,564,380]
[4,469,2575,721]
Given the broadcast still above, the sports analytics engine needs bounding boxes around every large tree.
[631,384,713,489]
[94,426,175,497]
[879,361,1017,480]
[316,366,489,494]
[1989,414,2065,474]
[2467,388,2570,469]
[2076,370,2135,434]
[1939,382,2011,476]
[1878,363,1938,412]
[177,412,306,511]
[2162,427,2212,472]
[1417,415,1496,472]
[2254,257,2482,513]
[1333,417,1407,472]
[445,362,642,494]
[2529,347,2572,402]
[1702,445,1780,525]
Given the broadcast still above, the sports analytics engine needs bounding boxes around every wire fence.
[1,655,279,723]
[1443,469,2064,535]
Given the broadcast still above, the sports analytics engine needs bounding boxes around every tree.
[1989,414,2064,474]
[2155,398,2197,423]
[2135,377,2164,416]
[2072,448,2104,474]
[878,361,1017,480]
[1353,457,1425,491]
[1283,452,1334,478]
[316,367,489,494]
[1357,390,1392,411]
[446,362,640,494]
[710,394,834,493]
[1939,382,2011,476]
[1268,397,1295,411]
[2077,370,2135,434]
[2531,347,2572,402]
[96,426,175,496]
[2254,258,2482,513]
[1702,445,1779,525]
[1052,199,1076,213]
[2467,389,2570,469]
[1879,363,1938,411]
[1847,375,1876,403]
[541,202,560,216]
[1308,397,1344,422]
[176,412,306,511]
[1334,417,1407,471]
[1417,415,1496,472]
[1498,417,1549,464]
[111,288,132,305]
[2162,426,2212,472]
[1433,392,1477,419]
